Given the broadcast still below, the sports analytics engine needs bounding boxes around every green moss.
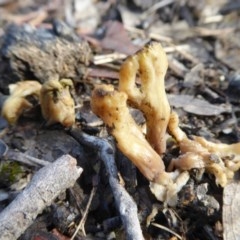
[0,161,23,187]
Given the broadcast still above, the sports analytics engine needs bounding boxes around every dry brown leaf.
[100,21,141,55]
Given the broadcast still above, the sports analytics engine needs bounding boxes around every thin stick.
[143,0,176,16]
[168,43,200,65]
[5,149,50,167]
[93,53,126,65]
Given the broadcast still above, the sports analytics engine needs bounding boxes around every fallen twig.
[93,53,127,65]
[143,0,175,17]
[69,129,144,240]
[5,149,50,167]
[0,154,82,240]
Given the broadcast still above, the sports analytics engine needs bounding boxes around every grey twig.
[0,154,83,240]
[5,149,50,167]
[70,129,144,240]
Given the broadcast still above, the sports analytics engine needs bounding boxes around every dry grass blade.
[71,184,97,239]
[151,222,182,240]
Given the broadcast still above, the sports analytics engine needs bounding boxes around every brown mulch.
[0,0,240,239]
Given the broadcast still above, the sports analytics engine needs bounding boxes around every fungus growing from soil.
[90,43,190,205]
[91,84,171,185]
[91,83,192,205]
[2,81,42,125]
[40,79,75,127]
[168,111,240,187]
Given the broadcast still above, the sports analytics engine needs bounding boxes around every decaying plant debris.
[1,1,240,240]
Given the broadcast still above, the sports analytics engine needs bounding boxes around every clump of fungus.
[91,43,186,205]
[2,79,75,128]
[91,84,171,185]
[91,42,240,205]
[2,81,42,125]
[91,83,185,205]
[168,111,240,187]
[40,79,75,127]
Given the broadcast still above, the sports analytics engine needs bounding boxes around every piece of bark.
[223,181,240,240]
[0,24,92,92]
[0,154,82,240]
[69,129,144,240]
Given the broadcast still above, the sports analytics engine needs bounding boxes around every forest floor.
[0,0,240,239]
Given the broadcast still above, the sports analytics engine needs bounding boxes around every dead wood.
[223,182,240,240]
[69,129,144,240]
[0,154,82,240]
[0,23,92,92]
